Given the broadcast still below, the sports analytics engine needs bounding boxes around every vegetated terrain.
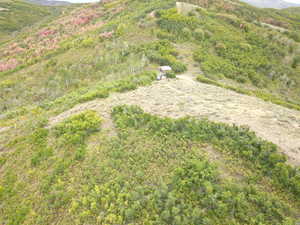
[0,0,69,43]
[0,0,300,224]
[48,73,300,166]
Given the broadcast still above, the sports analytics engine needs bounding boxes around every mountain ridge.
[240,0,300,9]
[26,0,71,6]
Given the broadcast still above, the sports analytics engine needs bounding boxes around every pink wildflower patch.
[99,31,114,39]
[0,59,18,72]
[38,29,56,38]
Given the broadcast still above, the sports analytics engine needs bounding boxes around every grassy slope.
[0,0,66,43]
[0,0,300,224]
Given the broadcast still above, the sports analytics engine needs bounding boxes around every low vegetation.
[0,0,66,43]
[1,105,299,224]
[155,4,300,106]
[0,0,300,224]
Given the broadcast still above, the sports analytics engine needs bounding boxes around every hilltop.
[240,0,300,9]
[27,0,71,6]
[0,0,300,224]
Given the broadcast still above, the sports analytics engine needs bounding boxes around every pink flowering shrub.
[0,59,18,72]
[71,9,99,26]
[0,5,104,66]
[38,29,56,38]
[99,31,114,39]
[73,16,93,25]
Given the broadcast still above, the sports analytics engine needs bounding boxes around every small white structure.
[159,66,172,73]
[157,66,172,80]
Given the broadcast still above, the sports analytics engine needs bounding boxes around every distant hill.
[27,0,71,6]
[240,0,300,8]
[0,0,64,43]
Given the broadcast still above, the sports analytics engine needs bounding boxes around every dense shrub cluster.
[30,128,53,167]
[112,105,300,197]
[137,40,187,73]
[58,105,299,224]
[154,8,299,102]
[193,29,295,87]
[156,8,199,40]
[54,110,101,146]
[70,159,295,225]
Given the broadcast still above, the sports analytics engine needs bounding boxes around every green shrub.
[53,110,101,145]
[80,37,96,48]
[157,8,200,40]
[181,27,192,41]
[196,75,222,87]
[156,30,177,41]
[31,147,53,166]
[287,31,300,42]
[112,105,300,197]
[78,89,110,103]
[137,41,186,73]
[193,28,205,41]
[166,71,176,78]
[292,56,300,68]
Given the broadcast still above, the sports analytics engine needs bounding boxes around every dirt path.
[49,74,300,166]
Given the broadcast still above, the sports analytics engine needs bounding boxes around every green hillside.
[0,0,67,43]
[0,0,300,224]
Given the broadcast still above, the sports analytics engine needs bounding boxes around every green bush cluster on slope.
[54,110,101,146]
[112,105,300,197]
[156,8,200,40]
[69,159,295,225]
[1,1,300,223]
[1,105,299,224]
[42,111,101,193]
[30,128,53,167]
[135,40,187,73]
[0,110,101,224]
[191,16,297,87]
[153,7,299,105]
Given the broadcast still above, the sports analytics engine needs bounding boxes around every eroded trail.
[49,74,300,165]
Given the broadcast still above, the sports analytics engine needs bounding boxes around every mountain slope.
[240,0,300,9]
[0,0,300,224]
[0,0,67,43]
[26,0,71,6]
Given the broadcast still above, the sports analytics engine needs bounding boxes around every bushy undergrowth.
[112,105,300,197]
[30,128,53,167]
[154,7,299,104]
[1,1,300,223]
[53,110,101,146]
[1,105,299,224]
[69,158,295,225]
[192,20,297,88]
[44,111,101,192]
[136,40,187,73]
[156,8,200,41]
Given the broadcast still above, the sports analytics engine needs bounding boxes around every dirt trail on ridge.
[49,74,300,166]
